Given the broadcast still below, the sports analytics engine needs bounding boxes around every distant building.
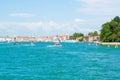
[0,36,6,42]
[76,37,83,42]
[0,36,12,42]
[83,35,100,42]
[0,34,71,42]
[59,35,70,41]
[17,36,31,42]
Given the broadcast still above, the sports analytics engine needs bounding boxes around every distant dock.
[96,42,120,48]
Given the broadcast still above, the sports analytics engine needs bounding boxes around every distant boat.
[30,35,35,46]
[14,37,19,45]
[6,36,11,43]
[63,40,77,43]
[30,41,35,46]
[55,35,61,46]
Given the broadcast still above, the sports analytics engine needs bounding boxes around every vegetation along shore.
[70,16,120,47]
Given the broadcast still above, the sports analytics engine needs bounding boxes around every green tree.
[113,16,120,22]
[88,32,94,36]
[70,32,84,40]
[93,31,98,36]
[100,16,120,42]
[88,31,98,36]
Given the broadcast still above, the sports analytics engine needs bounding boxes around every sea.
[0,42,120,80]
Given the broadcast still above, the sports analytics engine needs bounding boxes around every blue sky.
[0,0,120,36]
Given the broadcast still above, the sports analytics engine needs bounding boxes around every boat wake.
[23,44,35,47]
[46,45,62,48]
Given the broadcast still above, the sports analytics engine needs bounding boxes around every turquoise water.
[0,42,120,80]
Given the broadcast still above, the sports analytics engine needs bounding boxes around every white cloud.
[73,0,120,34]
[74,18,85,23]
[0,18,95,36]
[9,13,36,18]
[76,0,120,16]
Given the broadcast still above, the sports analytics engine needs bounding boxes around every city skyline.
[0,0,120,36]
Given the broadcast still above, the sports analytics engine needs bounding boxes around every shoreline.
[96,42,120,46]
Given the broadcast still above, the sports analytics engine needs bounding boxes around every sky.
[0,0,120,36]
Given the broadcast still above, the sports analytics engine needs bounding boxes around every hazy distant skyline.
[0,0,120,36]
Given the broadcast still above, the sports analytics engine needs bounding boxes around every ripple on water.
[0,42,120,80]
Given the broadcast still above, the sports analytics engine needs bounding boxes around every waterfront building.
[83,35,100,42]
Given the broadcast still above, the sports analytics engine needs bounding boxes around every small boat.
[55,35,61,46]
[55,42,60,46]
[30,41,35,46]
[30,35,36,46]
[14,36,19,45]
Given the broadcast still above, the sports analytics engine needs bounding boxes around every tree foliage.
[88,31,98,36]
[100,16,120,42]
[70,32,84,40]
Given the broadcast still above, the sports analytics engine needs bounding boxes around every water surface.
[0,42,120,80]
